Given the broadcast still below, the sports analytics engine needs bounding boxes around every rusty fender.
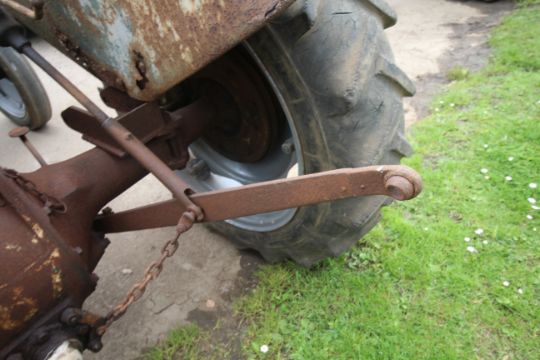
[4,0,295,101]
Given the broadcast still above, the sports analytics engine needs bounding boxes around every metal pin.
[9,126,47,167]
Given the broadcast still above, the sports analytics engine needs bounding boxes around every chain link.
[1,167,66,214]
[96,209,196,336]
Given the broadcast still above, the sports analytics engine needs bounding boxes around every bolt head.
[281,141,295,154]
[88,340,103,352]
[61,308,82,326]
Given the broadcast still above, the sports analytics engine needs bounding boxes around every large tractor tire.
[179,0,415,266]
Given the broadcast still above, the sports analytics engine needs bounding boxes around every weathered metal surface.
[7,0,294,101]
[20,43,203,220]
[94,165,423,233]
[0,170,95,354]
[63,98,214,158]
[0,110,195,357]
[187,46,283,163]
[9,127,47,167]
[63,104,168,157]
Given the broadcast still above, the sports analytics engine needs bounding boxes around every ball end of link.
[384,172,423,201]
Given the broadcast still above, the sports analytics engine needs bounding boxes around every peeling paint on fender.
[10,0,294,101]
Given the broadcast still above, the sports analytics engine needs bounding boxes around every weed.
[447,66,470,81]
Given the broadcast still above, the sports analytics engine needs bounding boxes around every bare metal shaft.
[20,135,47,167]
[9,126,47,167]
[0,0,43,19]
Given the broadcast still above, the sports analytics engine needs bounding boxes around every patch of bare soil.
[400,0,514,124]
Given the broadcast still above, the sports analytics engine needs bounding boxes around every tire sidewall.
[0,47,51,129]
[207,27,335,253]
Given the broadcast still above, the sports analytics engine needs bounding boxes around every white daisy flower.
[508,156,514,161]
[505,176,512,181]
[480,168,489,174]
[450,103,455,107]
[484,175,490,180]
[464,237,471,242]
[483,144,489,149]
[475,228,484,235]
[528,198,537,204]
[466,246,478,253]
[532,205,539,210]
[530,183,538,189]
[260,345,269,353]
[502,281,510,287]
[482,240,489,245]
[527,215,533,220]
[517,288,524,295]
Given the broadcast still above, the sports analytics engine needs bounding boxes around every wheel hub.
[174,44,302,232]
[187,47,285,163]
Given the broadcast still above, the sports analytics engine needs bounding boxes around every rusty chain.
[1,167,66,214]
[95,209,197,336]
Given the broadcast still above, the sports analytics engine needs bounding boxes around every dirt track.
[0,1,513,359]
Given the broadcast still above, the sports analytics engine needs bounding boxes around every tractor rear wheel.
[178,0,415,266]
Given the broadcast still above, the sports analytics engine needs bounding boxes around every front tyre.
[0,47,51,129]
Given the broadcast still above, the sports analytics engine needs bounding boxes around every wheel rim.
[177,44,304,232]
[0,76,27,120]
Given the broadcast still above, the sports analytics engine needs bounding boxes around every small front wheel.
[0,47,51,129]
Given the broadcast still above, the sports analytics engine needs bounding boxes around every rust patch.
[133,50,148,90]
[30,248,64,298]
[23,260,39,273]
[31,223,44,239]
[49,249,63,298]
[10,0,295,100]
[4,244,22,252]
[20,214,45,243]
[0,288,38,331]
[54,28,126,92]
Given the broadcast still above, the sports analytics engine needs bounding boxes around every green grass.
[447,66,470,82]
[144,325,203,360]
[146,4,540,359]
[234,5,540,360]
